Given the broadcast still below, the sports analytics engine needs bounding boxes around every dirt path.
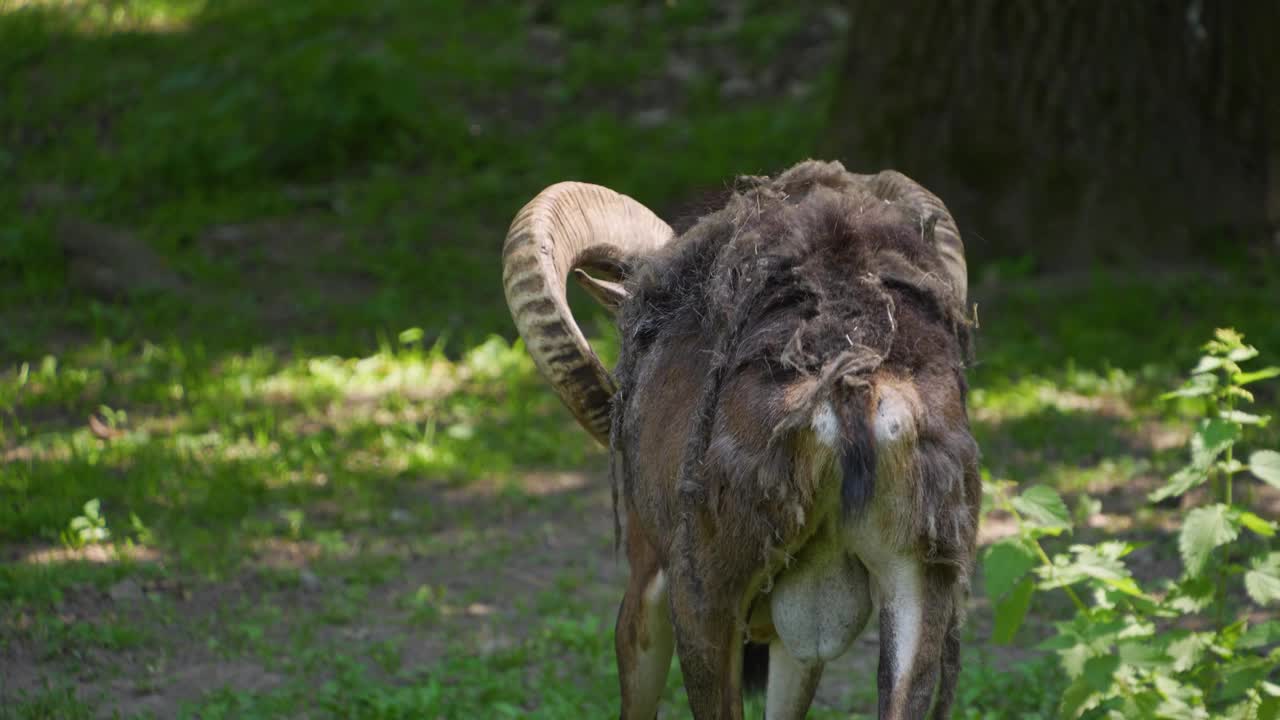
[4,462,1053,718]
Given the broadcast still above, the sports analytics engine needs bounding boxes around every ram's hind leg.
[616,524,674,720]
[929,608,963,720]
[872,557,959,720]
[667,576,746,720]
[764,640,823,720]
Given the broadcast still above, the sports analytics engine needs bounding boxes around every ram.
[503,160,980,719]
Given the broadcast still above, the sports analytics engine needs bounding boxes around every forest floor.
[2,1,1278,718]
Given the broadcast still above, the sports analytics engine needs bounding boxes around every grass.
[7,606,1063,719]
[2,0,1278,717]
[1,0,831,361]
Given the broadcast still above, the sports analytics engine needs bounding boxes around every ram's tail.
[742,641,770,695]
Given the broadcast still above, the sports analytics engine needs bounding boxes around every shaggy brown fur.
[613,159,972,541]
[609,160,979,717]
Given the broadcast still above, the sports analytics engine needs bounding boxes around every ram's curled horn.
[864,170,968,306]
[502,182,675,445]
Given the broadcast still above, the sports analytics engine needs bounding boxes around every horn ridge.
[502,182,674,445]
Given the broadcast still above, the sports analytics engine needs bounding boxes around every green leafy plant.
[984,329,1280,719]
[61,498,111,549]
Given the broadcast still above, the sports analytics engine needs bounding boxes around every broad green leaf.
[1059,641,1093,679]
[1262,692,1280,720]
[1192,355,1224,374]
[1229,345,1260,362]
[1239,621,1280,650]
[1101,576,1145,597]
[1235,366,1280,386]
[1122,692,1165,720]
[1012,485,1071,530]
[1119,590,1166,618]
[1192,419,1241,468]
[84,498,101,517]
[1148,420,1240,503]
[1180,504,1239,577]
[983,538,1037,600]
[1117,637,1169,669]
[1038,542,1143,596]
[992,577,1034,645]
[1035,631,1079,652]
[1223,695,1264,720]
[1240,511,1278,538]
[1150,465,1207,503]
[1167,632,1212,672]
[1219,619,1248,654]
[1156,697,1211,719]
[1082,653,1121,692]
[1223,410,1270,427]
[1151,674,1210,717]
[1059,676,1098,719]
[1163,372,1218,399]
[1250,450,1280,489]
[1245,553,1280,606]
[1071,615,1132,643]
[1220,655,1277,706]
[1116,616,1155,641]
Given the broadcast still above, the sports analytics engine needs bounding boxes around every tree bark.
[827,1,1278,270]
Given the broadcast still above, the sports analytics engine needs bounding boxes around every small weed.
[60,498,110,549]
[368,638,403,675]
[401,584,446,626]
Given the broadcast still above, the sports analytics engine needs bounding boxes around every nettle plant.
[61,497,111,549]
[985,329,1280,719]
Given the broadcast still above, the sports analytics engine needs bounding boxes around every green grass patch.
[173,612,1064,719]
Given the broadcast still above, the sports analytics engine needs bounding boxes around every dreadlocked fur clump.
[611,160,976,574]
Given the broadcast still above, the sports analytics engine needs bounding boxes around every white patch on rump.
[812,382,920,451]
[811,402,840,448]
[874,385,915,445]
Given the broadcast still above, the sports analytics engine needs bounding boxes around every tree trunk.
[827,1,1278,270]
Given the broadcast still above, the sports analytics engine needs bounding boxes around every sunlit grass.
[1,335,597,571]
[0,0,204,32]
[970,361,1142,420]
